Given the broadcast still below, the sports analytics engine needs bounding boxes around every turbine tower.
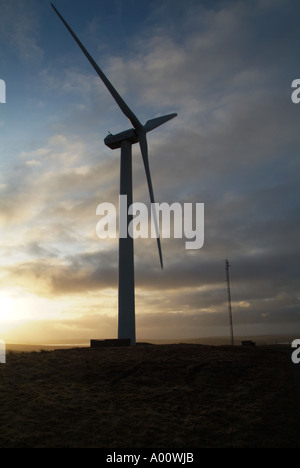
[51,4,177,345]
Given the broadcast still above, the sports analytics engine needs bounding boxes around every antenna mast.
[225,259,234,346]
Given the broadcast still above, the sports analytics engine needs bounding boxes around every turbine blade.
[51,3,142,130]
[144,113,177,133]
[138,131,163,269]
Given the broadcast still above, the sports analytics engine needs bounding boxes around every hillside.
[0,344,299,448]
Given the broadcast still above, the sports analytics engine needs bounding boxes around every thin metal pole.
[225,259,234,346]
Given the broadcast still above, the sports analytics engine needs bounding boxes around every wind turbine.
[51,4,177,345]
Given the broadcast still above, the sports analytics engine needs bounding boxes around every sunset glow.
[0,0,299,345]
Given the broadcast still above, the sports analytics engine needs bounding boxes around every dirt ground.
[0,344,299,448]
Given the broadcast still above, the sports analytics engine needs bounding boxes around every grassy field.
[0,344,299,448]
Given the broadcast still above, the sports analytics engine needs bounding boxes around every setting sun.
[0,290,67,343]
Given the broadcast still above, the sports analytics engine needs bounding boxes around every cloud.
[0,0,43,62]
[1,0,299,341]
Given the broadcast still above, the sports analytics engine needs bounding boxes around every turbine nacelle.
[105,129,138,150]
[104,113,177,150]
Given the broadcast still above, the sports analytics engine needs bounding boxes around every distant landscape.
[4,334,297,352]
[0,342,299,448]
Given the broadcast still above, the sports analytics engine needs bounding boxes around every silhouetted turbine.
[51,3,177,345]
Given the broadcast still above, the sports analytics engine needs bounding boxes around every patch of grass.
[0,344,299,448]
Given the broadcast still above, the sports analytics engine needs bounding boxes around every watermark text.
[0,79,6,103]
[105,451,194,465]
[291,79,300,104]
[96,196,204,250]
[291,339,300,364]
[0,340,6,364]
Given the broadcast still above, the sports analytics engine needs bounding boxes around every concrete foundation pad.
[90,339,131,348]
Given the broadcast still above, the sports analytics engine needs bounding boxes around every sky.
[0,0,299,344]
